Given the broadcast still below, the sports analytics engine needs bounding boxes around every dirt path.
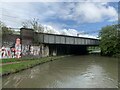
[0,61,28,66]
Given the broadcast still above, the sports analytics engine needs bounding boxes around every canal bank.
[2,55,118,88]
[1,55,69,76]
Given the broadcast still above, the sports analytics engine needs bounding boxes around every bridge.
[34,32,99,45]
[20,28,100,57]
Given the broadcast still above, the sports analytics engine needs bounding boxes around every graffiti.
[43,45,49,57]
[22,45,30,56]
[0,46,12,58]
[1,33,50,59]
[14,38,22,58]
[0,38,22,59]
[31,46,40,56]
[22,45,49,57]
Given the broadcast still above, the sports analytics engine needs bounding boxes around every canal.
[2,55,118,88]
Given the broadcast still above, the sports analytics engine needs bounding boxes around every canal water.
[2,55,118,88]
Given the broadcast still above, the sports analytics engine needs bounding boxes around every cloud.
[60,29,79,36]
[43,25,60,34]
[33,2,118,23]
[43,24,98,39]
[1,2,118,26]
[1,3,30,27]
[57,2,118,23]
[1,2,48,27]
[0,2,118,39]
[1,0,120,2]
[83,0,119,2]
[74,3,103,23]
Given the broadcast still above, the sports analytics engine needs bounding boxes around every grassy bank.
[0,56,68,76]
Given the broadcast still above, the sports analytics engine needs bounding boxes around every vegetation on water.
[99,24,120,58]
[1,56,67,76]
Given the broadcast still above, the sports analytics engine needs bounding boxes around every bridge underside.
[48,44,88,56]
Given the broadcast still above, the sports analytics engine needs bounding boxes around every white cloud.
[37,2,118,23]
[58,2,118,23]
[74,3,103,23]
[1,2,47,27]
[1,0,120,2]
[43,25,60,34]
[43,24,98,39]
[60,29,78,36]
[0,2,2,20]
[1,2,118,27]
[0,2,118,39]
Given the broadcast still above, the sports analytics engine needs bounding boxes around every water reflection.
[2,55,118,88]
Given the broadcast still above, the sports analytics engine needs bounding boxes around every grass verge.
[1,56,67,76]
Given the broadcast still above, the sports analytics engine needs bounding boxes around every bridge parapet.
[34,32,99,46]
[20,28,99,46]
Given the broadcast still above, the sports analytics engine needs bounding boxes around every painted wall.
[0,42,50,59]
[1,30,50,59]
[1,34,22,59]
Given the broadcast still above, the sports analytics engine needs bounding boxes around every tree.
[0,21,14,35]
[99,24,120,57]
[22,18,44,33]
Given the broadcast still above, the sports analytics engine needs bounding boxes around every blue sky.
[0,0,119,38]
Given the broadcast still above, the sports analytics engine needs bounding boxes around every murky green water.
[2,55,118,88]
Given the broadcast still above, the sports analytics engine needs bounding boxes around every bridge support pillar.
[49,45,57,56]
[40,44,49,57]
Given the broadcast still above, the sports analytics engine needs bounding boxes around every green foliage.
[2,27,14,35]
[0,21,14,35]
[99,24,120,57]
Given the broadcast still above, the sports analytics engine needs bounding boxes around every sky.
[0,0,119,38]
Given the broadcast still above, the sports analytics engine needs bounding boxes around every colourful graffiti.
[1,37,50,59]
[22,45,49,57]
[0,46,11,58]
[0,38,22,59]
